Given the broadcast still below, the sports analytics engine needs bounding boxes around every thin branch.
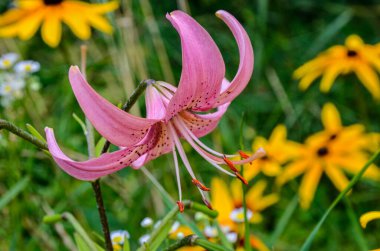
[0,119,47,150]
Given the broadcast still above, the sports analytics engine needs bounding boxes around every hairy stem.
[91,179,113,251]
[164,235,199,251]
[0,119,47,150]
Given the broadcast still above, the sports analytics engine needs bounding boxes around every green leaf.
[95,137,107,157]
[26,124,46,143]
[123,239,131,251]
[300,150,380,251]
[72,113,87,135]
[0,177,30,211]
[215,223,233,250]
[74,232,92,251]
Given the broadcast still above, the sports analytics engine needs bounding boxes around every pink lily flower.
[45,10,265,209]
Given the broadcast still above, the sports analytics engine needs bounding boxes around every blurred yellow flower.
[0,0,118,47]
[211,178,278,231]
[294,35,380,100]
[277,103,380,209]
[360,211,380,228]
[243,125,299,180]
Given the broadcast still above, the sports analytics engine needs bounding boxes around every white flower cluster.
[0,53,40,107]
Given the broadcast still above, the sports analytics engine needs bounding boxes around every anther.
[192,179,210,191]
[202,198,213,210]
[223,156,238,172]
[238,150,250,159]
[235,172,248,185]
[177,201,185,213]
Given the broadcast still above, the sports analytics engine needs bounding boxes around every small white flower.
[139,234,150,245]
[226,232,238,243]
[140,217,154,228]
[0,53,19,69]
[14,60,40,74]
[204,225,218,238]
[169,221,180,234]
[176,232,185,240]
[221,225,231,234]
[229,207,253,223]
[110,230,130,245]
[0,74,25,99]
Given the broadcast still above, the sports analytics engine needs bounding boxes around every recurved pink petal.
[179,101,230,138]
[145,84,167,119]
[213,10,254,107]
[132,123,173,168]
[45,124,162,180]
[69,66,158,147]
[165,10,225,120]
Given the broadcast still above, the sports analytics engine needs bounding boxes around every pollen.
[235,172,248,185]
[238,150,250,159]
[177,201,185,213]
[223,156,238,172]
[192,179,210,191]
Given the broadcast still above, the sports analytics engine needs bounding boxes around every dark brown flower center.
[317,147,329,157]
[43,0,64,5]
[346,49,358,57]
[329,134,337,140]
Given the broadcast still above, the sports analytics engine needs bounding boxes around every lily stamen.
[177,201,185,213]
[223,156,239,172]
[192,179,211,191]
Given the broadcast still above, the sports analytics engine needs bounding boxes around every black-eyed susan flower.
[211,178,278,251]
[0,0,118,47]
[242,125,299,180]
[294,35,380,100]
[277,103,380,209]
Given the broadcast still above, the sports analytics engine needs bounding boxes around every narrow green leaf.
[195,238,231,251]
[72,113,87,134]
[26,124,46,143]
[304,9,353,59]
[74,233,92,251]
[300,150,380,251]
[123,239,131,251]
[95,137,107,157]
[269,195,298,246]
[344,198,368,250]
[0,177,30,210]
[215,223,234,250]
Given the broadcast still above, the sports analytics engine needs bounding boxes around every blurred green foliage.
[0,0,380,250]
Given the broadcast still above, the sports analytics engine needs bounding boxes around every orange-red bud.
[177,201,185,213]
[235,172,248,185]
[223,156,238,172]
[192,179,210,191]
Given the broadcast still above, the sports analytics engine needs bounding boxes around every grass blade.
[0,177,30,211]
[300,150,380,251]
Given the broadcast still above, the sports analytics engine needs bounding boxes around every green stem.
[0,119,47,150]
[300,149,380,251]
[164,235,198,251]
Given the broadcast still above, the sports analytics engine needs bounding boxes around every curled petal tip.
[215,10,227,18]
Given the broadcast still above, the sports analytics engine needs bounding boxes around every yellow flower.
[0,0,118,47]
[211,178,277,251]
[277,103,380,209]
[294,35,380,100]
[243,125,299,180]
[360,211,380,251]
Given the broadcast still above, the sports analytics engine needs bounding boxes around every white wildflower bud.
[140,217,153,228]
[14,60,40,74]
[204,225,218,238]
[226,232,238,243]
[169,221,180,234]
[0,53,19,69]
[176,232,185,240]
[139,234,150,245]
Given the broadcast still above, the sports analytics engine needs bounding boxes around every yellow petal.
[211,178,234,223]
[269,124,286,143]
[299,163,323,209]
[320,63,343,92]
[230,179,243,205]
[261,161,282,176]
[321,103,341,132]
[246,180,267,204]
[360,211,380,228]
[0,9,26,26]
[19,9,46,40]
[325,164,349,191]
[0,23,21,37]
[89,1,119,13]
[41,10,62,47]
[354,63,380,100]
[61,10,91,40]
[345,34,364,50]
[299,70,322,90]
[252,193,279,212]
[276,159,309,186]
[86,14,113,34]
[250,235,270,251]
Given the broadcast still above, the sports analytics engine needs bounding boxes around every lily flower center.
[149,82,266,210]
[317,146,329,157]
[346,49,358,57]
[43,0,64,5]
